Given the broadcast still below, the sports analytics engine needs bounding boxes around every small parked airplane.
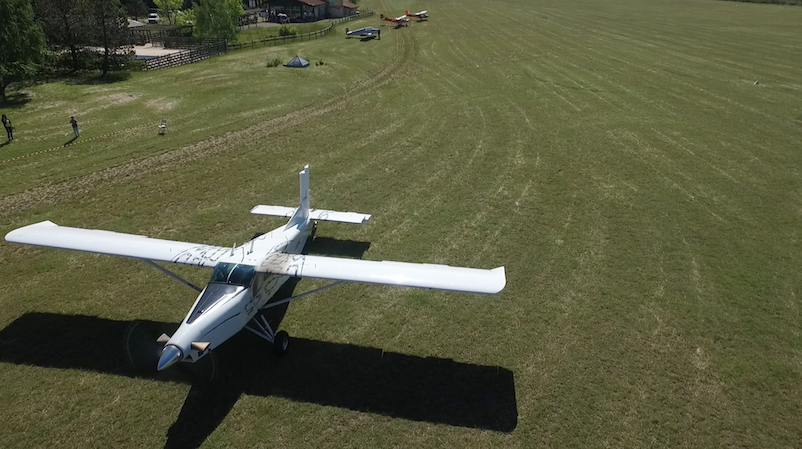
[406,10,429,20]
[5,166,505,373]
[345,26,381,39]
[380,13,410,27]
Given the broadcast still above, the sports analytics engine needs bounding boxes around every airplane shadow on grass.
[0,238,518,448]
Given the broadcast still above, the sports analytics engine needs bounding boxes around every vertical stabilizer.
[286,165,310,229]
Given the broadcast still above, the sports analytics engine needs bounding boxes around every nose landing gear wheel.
[273,330,289,356]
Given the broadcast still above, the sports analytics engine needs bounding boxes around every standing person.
[1,114,12,141]
[70,116,79,137]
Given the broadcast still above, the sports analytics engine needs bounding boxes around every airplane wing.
[257,253,505,294]
[5,221,230,267]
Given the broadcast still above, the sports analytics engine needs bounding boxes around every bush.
[266,57,282,68]
[278,25,298,37]
[125,59,148,71]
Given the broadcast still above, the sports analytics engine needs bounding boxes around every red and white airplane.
[406,10,429,20]
[380,13,410,26]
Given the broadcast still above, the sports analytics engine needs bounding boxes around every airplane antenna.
[231,243,236,256]
[249,240,254,254]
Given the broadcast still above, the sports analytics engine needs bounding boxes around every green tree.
[175,7,195,25]
[85,0,131,75]
[194,0,242,41]
[122,0,148,20]
[153,0,181,24]
[0,0,46,102]
[34,0,87,71]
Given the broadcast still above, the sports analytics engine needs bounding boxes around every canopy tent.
[285,55,310,68]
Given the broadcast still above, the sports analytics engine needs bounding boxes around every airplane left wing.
[5,221,230,267]
[257,253,506,294]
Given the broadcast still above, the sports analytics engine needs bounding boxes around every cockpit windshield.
[209,263,256,286]
[186,283,243,324]
[185,263,256,324]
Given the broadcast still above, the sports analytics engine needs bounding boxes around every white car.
[148,13,159,23]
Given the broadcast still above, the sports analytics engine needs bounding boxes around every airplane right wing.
[256,253,505,295]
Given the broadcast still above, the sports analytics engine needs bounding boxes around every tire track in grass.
[545,6,802,132]
[555,5,800,85]
[434,100,534,265]
[606,129,728,224]
[0,29,416,217]
[458,5,589,114]
[341,101,529,344]
[490,6,680,120]
[647,127,755,225]
[546,18,790,138]
[534,16,684,119]
[528,8,748,128]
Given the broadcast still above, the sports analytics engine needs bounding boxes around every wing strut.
[262,281,346,309]
[142,260,203,292]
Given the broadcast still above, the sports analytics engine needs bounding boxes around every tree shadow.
[0,92,32,109]
[66,71,131,85]
[0,307,517,448]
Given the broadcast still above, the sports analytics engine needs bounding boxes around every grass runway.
[1,0,801,446]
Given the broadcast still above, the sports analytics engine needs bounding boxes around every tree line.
[0,0,244,102]
[0,0,130,101]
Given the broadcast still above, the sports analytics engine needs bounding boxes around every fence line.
[144,40,228,71]
[228,11,374,51]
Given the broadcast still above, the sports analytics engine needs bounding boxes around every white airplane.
[406,10,429,20]
[5,166,506,372]
[346,27,381,39]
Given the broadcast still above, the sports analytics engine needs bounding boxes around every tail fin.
[406,10,410,15]
[380,14,385,19]
[286,165,310,229]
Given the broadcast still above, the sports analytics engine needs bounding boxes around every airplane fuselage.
[158,220,314,370]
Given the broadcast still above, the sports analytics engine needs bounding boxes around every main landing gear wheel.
[273,330,289,356]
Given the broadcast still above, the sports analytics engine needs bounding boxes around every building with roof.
[328,0,358,18]
[265,0,358,21]
[269,0,327,21]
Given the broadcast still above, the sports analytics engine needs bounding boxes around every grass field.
[234,21,334,43]
[1,0,801,447]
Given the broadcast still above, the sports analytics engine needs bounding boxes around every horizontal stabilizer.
[249,205,296,218]
[257,253,505,295]
[251,205,371,225]
[5,221,228,267]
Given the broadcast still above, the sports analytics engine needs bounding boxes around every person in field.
[2,114,12,141]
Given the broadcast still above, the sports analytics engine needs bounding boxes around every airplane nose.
[157,345,183,371]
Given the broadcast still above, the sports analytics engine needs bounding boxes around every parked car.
[148,13,159,23]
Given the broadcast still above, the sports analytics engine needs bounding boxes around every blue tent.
[285,55,310,68]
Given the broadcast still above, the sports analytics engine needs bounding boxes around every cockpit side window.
[229,264,256,286]
[210,263,235,283]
